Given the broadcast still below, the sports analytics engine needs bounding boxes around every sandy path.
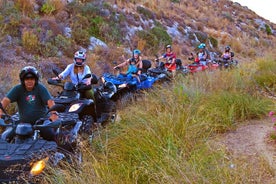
[215,118,276,181]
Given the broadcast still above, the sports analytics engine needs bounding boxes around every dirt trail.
[215,118,276,180]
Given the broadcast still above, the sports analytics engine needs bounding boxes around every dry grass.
[40,57,276,184]
[14,0,35,16]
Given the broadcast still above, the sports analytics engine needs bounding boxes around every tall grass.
[44,61,275,183]
[253,57,276,95]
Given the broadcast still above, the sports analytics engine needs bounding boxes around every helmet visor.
[24,73,36,79]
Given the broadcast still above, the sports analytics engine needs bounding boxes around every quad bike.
[0,104,81,183]
[100,62,156,101]
[216,52,238,70]
[147,56,175,81]
[182,53,219,74]
[48,70,117,133]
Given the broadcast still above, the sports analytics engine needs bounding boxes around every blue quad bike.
[99,59,156,101]
[100,71,157,101]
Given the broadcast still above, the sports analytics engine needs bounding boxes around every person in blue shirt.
[114,49,143,82]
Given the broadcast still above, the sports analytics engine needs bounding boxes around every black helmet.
[19,66,39,85]
[225,46,231,51]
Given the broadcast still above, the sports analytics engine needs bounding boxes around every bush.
[265,24,272,35]
[40,0,65,15]
[194,31,208,43]
[72,28,90,47]
[136,5,155,20]
[22,29,39,54]
[2,14,21,37]
[253,59,276,94]
[39,42,58,57]
[136,26,172,54]
[88,16,104,39]
[14,0,34,17]
[209,36,218,48]
[41,2,56,15]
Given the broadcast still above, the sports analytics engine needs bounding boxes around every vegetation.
[253,58,276,94]
[42,60,275,183]
[0,0,276,183]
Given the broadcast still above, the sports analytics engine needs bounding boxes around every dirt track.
[215,118,276,182]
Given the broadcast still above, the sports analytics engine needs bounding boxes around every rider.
[221,45,232,62]
[197,43,209,65]
[156,45,177,76]
[53,50,94,99]
[0,66,58,141]
[114,49,144,82]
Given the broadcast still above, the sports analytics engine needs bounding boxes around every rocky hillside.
[0,0,275,79]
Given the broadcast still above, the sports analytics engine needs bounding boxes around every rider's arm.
[157,54,166,60]
[59,64,74,79]
[84,65,92,85]
[0,97,11,117]
[47,99,58,121]
[115,60,128,69]
[137,59,143,75]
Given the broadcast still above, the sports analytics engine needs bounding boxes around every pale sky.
[231,0,276,23]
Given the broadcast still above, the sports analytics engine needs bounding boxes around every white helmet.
[74,50,86,66]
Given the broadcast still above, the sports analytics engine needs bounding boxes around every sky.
[231,0,276,24]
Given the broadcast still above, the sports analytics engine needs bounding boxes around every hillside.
[0,0,275,82]
[1,1,276,183]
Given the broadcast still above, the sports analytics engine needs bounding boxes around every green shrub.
[14,0,34,17]
[171,0,180,2]
[253,59,276,94]
[88,16,104,38]
[136,6,154,20]
[151,26,172,46]
[209,36,218,48]
[41,2,56,15]
[136,26,172,53]
[54,34,75,57]
[22,29,39,54]
[39,42,58,57]
[72,28,90,47]
[2,14,21,37]
[265,24,272,35]
[195,31,208,43]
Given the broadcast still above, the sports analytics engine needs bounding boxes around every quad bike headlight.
[101,76,105,83]
[69,103,83,112]
[118,83,127,88]
[30,157,49,176]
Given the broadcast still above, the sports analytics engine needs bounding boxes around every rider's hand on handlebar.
[52,76,60,80]
[49,111,59,122]
[0,109,3,119]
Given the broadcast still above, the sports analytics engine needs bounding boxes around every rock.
[88,37,108,51]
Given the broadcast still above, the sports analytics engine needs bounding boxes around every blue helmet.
[198,43,206,49]
[133,49,141,56]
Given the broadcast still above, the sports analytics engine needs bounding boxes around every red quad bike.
[182,53,219,74]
